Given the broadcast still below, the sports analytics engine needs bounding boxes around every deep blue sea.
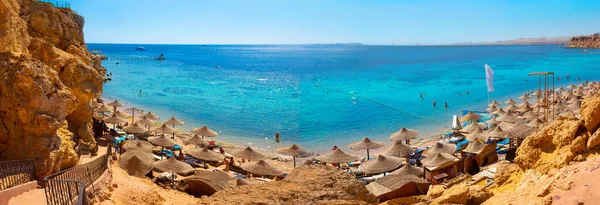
[88,44,600,153]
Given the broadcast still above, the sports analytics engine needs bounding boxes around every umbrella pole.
[293,156,296,168]
[132,110,135,124]
[367,149,370,160]
[161,147,164,160]
[172,124,175,139]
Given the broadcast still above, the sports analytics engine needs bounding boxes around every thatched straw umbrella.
[527,118,545,129]
[123,123,147,134]
[422,142,455,157]
[315,148,360,164]
[95,104,112,113]
[504,98,517,105]
[422,153,459,168]
[485,106,498,113]
[488,100,501,107]
[358,155,403,175]
[241,160,286,177]
[118,151,154,177]
[108,100,123,112]
[163,117,185,139]
[140,112,160,120]
[466,127,487,142]
[460,111,481,122]
[232,146,268,161]
[104,113,127,128]
[389,128,419,144]
[93,113,106,121]
[154,157,195,178]
[518,94,531,101]
[184,134,209,148]
[487,126,506,139]
[188,147,225,166]
[492,108,506,115]
[187,170,232,196]
[506,123,536,139]
[348,137,383,160]
[383,140,412,158]
[123,140,154,152]
[462,140,486,154]
[556,87,565,92]
[390,164,423,177]
[461,122,483,133]
[192,126,218,139]
[124,107,144,124]
[519,111,539,120]
[485,117,500,128]
[497,112,519,123]
[136,117,156,132]
[148,134,175,159]
[276,144,313,167]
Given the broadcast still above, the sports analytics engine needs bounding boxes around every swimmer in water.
[458,92,461,96]
[139,90,142,95]
[315,83,319,87]
[433,101,436,107]
[444,102,448,108]
[466,91,470,95]
[420,93,424,100]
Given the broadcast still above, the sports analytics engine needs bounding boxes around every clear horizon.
[72,0,600,45]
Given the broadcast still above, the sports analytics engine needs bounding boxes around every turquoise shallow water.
[88,44,600,153]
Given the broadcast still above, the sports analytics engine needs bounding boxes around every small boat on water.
[136,47,146,51]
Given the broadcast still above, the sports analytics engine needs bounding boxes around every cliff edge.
[566,33,600,48]
[0,0,105,179]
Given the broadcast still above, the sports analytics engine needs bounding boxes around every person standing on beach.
[275,131,280,143]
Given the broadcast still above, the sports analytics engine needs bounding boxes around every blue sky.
[70,0,600,45]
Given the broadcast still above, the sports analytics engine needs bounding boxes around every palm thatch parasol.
[163,117,184,139]
[123,123,147,134]
[487,126,506,138]
[124,107,144,124]
[460,111,481,122]
[184,134,209,148]
[232,146,268,161]
[504,98,517,105]
[390,164,423,176]
[506,123,536,139]
[382,140,413,158]
[466,127,488,142]
[241,160,286,177]
[140,112,160,120]
[154,157,195,176]
[188,147,225,163]
[192,126,218,138]
[462,140,486,154]
[108,100,123,111]
[519,111,539,120]
[315,148,360,164]
[422,153,459,169]
[485,106,498,113]
[348,137,383,160]
[488,100,501,107]
[276,144,313,167]
[422,142,455,157]
[492,108,506,115]
[389,128,419,141]
[358,155,403,175]
[496,112,519,123]
[95,104,112,113]
[518,94,531,101]
[123,140,154,152]
[187,170,232,196]
[461,122,484,133]
[118,151,154,177]
[104,113,127,128]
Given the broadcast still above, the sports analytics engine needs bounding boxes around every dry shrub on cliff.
[201,164,378,205]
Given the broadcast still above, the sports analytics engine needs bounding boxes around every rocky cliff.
[566,33,600,48]
[0,0,105,179]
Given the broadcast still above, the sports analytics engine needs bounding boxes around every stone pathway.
[8,188,45,205]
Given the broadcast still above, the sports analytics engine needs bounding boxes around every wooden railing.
[44,143,112,205]
[37,0,71,9]
[0,159,36,191]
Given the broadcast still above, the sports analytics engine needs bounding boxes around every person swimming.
[444,102,448,108]
[432,101,436,107]
[419,93,424,100]
[466,91,470,95]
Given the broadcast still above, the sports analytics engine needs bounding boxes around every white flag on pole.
[485,63,494,92]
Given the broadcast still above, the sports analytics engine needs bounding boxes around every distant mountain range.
[452,36,572,45]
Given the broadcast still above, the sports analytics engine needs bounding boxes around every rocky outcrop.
[514,118,588,174]
[202,165,378,204]
[0,0,104,179]
[566,33,600,48]
[581,97,600,135]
